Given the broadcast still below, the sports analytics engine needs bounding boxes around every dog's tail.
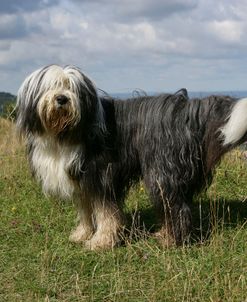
[221,98,247,145]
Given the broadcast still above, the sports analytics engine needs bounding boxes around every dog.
[16,64,247,250]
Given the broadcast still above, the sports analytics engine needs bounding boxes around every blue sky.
[1,0,247,94]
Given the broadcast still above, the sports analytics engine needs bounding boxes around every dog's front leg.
[84,201,124,250]
[69,195,94,243]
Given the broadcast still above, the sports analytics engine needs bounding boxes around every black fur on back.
[64,91,240,244]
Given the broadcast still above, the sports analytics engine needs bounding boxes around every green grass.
[0,119,247,301]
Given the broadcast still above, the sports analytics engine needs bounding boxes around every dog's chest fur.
[30,136,80,199]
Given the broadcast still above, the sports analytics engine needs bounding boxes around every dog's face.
[16,65,105,137]
[36,66,81,134]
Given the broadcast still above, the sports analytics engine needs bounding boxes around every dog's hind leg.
[155,198,192,247]
[145,175,192,247]
[84,201,124,250]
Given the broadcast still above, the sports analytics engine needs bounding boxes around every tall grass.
[0,118,246,302]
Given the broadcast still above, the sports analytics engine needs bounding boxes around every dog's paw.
[153,228,176,248]
[69,224,93,243]
[84,233,119,250]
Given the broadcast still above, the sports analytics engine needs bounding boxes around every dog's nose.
[56,95,69,105]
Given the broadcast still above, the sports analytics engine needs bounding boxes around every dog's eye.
[64,78,70,89]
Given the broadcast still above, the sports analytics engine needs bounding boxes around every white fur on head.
[221,98,247,145]
[36,66,82,134]
[16,65,106,135]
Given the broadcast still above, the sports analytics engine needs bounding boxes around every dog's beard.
[38,90,81,134]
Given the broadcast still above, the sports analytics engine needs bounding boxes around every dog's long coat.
[16,65,247,249]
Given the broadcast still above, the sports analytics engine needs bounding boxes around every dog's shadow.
[191,198,247,244]
[125,198,247,245]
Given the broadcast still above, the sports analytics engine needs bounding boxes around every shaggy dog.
[16,65,247,250]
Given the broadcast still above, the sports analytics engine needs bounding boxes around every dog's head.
[16,65,105,137]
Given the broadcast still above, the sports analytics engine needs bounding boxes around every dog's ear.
[16,67,48,137]
[64,65,106,135]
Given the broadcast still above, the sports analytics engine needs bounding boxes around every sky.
[1,0,247,94]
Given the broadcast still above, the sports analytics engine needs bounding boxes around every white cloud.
[1,0,247,93]
[208,20,243,43]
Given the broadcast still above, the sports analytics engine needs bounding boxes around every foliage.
[1,102,16,120]
[0,92,16,119]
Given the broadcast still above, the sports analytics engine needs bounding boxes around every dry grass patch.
[0,118,22,155]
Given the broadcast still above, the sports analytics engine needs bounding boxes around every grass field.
[0,118,247,302]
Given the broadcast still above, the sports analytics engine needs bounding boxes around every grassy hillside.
[0,118,246,302]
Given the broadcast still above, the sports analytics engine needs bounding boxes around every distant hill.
[111,90,247,99]
[0,92,16,105]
